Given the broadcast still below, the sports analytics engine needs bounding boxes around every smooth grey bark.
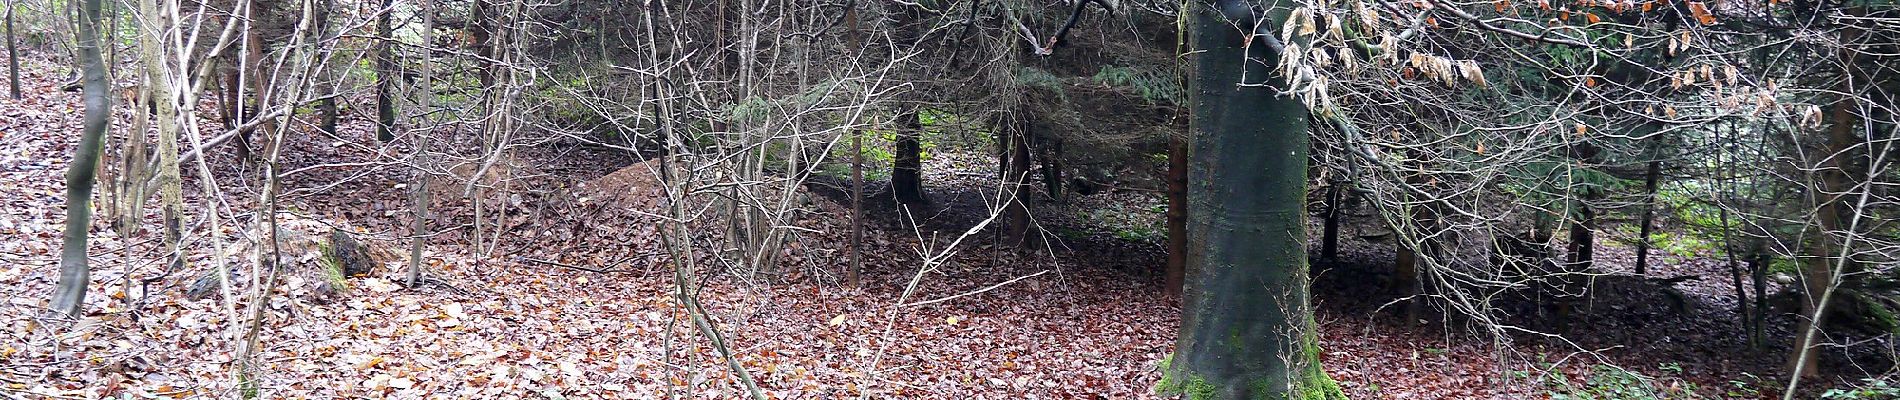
[1160,1,1343,398]
[49,0,110,317]
[406,0,434,287]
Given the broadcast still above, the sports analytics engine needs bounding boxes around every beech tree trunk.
[50,0,110,317]
[892,110,923,204]
[1160,2,1343,397]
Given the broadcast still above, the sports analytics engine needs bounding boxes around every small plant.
[1541,364,1700,400]
[1823,378,1900,400]
[1078,207,1165,243]
[1658,362,1682,374]
[316,240,351,292]
[1113,226,1159,242]
[1726,372,1762,398]
[1091,65,1183,105]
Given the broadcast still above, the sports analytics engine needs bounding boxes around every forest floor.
[0,51,1883,399]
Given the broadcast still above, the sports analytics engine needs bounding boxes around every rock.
[184,268,235,300]
[180,219,392,302]
[326,229,375,277]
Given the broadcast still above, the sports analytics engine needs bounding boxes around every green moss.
[1155,348,1349,400]
[1296,337,1348,400]
[239,372,260,399]
[1299,364,1347,400]
[1156,373,1218,399]
[1155,353,1182,395]
[316,240,351,292]
[1155,353,1217,399]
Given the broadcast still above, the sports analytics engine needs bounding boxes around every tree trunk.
[1788,71,1860,380]
[843,6,862,288]
[50,0,110,316]
[1714,121,1749,342]
[848,130,862,287]
[1566,203,1595,271]
[1320,181,1343,262]
[1634,158,1661,276]
[1391,198,1434,320]
[1719,206,1748,340]
[137,0,182,278]
[314,0,336,136]
[892,110,923,204]
[1003,118,1033,247]
[236,0,323,375]
[374,0,394,141]
[114,72,150,291]
[221,61,239,130]
[234,0,267,162]
[1749,240,1768,350]
[1164,125,1187,298]
[1565,140,1600,274]
[469,0,494,89]
[406,0,434,288]
[1394,244,1416,288]
[1040,137,1061,200]
[6,2,19,100]
[1160,2,1343,398]
[1390,152,1434,318]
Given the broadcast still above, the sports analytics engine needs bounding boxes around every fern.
[1092,65,1182,105]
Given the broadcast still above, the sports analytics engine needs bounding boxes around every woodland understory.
[0,48,1887,398]
[3,0,1898,397]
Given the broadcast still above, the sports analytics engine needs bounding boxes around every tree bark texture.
[1160,2,1344,398]
[892,110,924,204]
[51,0,111,317]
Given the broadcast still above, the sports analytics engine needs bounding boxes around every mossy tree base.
[1156,338,1348,400]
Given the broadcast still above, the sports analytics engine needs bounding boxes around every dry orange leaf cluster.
[1688,1,1717,24]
